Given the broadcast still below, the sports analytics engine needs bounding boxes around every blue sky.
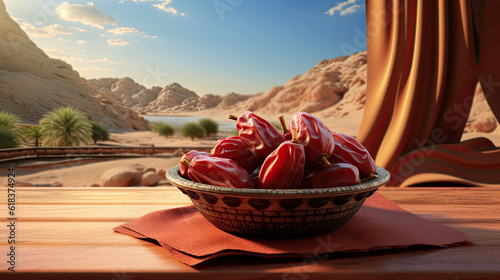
[4,0,367,95]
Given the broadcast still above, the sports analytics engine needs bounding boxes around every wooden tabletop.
[1,186,499,279]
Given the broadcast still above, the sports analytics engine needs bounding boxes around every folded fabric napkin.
[114,192,470,266]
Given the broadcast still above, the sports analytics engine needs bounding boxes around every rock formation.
[82,77,162,109]
[0,1,149,130]
[233,52,367,116]
[83,77,251,113]
[146,82,198,110]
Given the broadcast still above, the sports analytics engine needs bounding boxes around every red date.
[258,141,305,189]
[230,111,285,161]
[210,136,261,174]
[328,132,376,178]
[179,150,210,179]
[187,155,254,189]
[301,163,360,189]
[289,112,334,167]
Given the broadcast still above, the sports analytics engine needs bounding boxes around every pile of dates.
[179,111,377,189]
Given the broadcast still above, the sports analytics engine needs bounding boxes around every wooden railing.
[0,146,212,164]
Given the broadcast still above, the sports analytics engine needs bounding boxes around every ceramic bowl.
[166,166,390,238]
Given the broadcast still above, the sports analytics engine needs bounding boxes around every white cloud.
[107,27,144,35]
[154,1,177,14]
[76,40,87,44]
[325,0,363,16]
[144,34,158,39]
[107,38,131,46]
[71,27,88,32]
[340,4,362,16]
[125,0,183,15]
[19,22,72,38]
[57,2,118,29]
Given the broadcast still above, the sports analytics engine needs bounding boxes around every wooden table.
[1,186,499,279]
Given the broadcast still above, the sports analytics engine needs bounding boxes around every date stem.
[279,115,289,134]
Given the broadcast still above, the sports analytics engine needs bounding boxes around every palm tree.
[89,121,110,144]
[40,107,93,146]
[24,126,43,147]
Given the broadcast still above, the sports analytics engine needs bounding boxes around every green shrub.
[151,121,165,132]
[89,121,110,144]
[0,111,21,129]
[23,126,42,146]
[152,121,174,138]
[157,124,174,138]
[0,111,23,137]
[40,107,92,146]
[198,118,218,137]
[181,122,205,140]
[0,127,20,149]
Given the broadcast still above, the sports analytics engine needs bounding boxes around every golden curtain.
[358,0,500,186]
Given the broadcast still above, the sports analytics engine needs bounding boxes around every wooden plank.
[379,187,500,205]
[1,205,183,222]
[0,243,498,275]
[1,221,498,247]
[1,203,498,224]
[1,187,499,279]
[0,187,189,205]
[0,222,145,246]
[389,204,500,223]
[1,187,498,205]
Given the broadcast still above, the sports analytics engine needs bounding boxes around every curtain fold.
[359,0,500,186]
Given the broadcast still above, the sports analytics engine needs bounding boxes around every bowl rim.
[166,166,390,197]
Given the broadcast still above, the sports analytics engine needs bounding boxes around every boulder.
[141,171,162,186]
[101,167,142,187]
[157,169,166,179]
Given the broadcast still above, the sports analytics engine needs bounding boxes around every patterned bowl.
[166,166,390,238]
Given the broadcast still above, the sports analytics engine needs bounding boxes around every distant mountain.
[0,0,149,130]
[82,78,252,114]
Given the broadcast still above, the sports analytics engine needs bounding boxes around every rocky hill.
[0,1,149,130]
[233,52,368,117]
[82,78,252,114]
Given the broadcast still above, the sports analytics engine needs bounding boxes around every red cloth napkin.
[114,192,470,266]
